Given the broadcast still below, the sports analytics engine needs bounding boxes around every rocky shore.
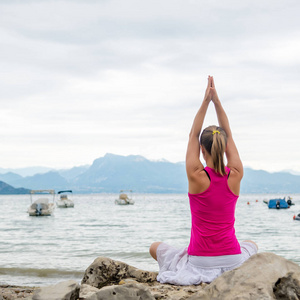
[0,285,37,299]
[1,252,300,300]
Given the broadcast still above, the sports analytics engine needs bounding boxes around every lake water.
[0,193,299,287]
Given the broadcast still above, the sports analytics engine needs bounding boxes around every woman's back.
[188,166,241,256]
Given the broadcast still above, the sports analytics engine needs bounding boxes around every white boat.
[115,190,135,205]
[56,190,74,208]
[293,213,300,221]
[28,190,55,216]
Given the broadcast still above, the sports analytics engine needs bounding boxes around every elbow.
[237,164,244,179]
[240,168,244,179]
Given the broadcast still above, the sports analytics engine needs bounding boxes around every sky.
[0,0,300,173]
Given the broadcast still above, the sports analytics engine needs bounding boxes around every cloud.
[0,0,299,172]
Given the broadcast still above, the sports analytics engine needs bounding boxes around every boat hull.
[115,199,135,205]
[56,200,74,208]
[28,203,55,216]
[268,199,289,209]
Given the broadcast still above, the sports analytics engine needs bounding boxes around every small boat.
[115,190,135,205]
[286,196,295,206]
[28,190,55,216]
[268,199,289,209]
[263,196,295,209]
[56,190,74,208]
[293,213,300,221]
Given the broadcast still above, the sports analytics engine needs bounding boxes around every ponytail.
[200,125,227,175]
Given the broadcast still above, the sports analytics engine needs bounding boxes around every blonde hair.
[200,125,227,175]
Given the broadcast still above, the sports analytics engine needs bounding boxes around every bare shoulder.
[188,169,210,194]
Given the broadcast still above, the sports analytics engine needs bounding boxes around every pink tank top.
[187,166,241,256]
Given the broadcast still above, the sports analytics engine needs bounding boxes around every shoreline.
[1,252,300,300]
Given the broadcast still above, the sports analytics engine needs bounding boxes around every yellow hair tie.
[212,130,220,135]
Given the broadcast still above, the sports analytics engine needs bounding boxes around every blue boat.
[268,198,289,209]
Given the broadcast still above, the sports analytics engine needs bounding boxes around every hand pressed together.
[204,75,219,103]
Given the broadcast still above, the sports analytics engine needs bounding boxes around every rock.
[119,278,139,285]
[273,271,300,299]
[80,284,101,299]
[189,252,300,300]
[81,256,158,289]
[82,283,154,300]
[0,285,36,300]
[78,253,300,299]
[32,280,80,300]
[80,257,206,299]
[146,283,202,300]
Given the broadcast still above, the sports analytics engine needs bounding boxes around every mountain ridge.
[0,153,299,194]
[0,181,30,194]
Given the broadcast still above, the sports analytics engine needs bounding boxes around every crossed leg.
[149,242,162,261]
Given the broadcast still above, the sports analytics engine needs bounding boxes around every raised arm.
[186,76,213,179]
[210,77,243,178]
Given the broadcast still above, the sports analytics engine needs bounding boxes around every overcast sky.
[0,0,299,173]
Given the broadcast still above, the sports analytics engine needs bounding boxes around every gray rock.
[77,253,300,299]
[80,284,101,299]
[81,257,157,289]
[83,283,154,300]
[147,283,201,300]
[32,280,80,300]
[273,271,300,299]
[189,252,300,300]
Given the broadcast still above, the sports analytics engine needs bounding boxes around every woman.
[149,76,258,285]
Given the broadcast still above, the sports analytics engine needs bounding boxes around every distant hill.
[241,168,300,193]
[73,153,187,193]
[0,153,300,194]
[0,172,23,184]
[0,181,30,194]
[58,165,90,181]
[0,166,54,177]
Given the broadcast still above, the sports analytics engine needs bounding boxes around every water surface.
[0,193,299,286]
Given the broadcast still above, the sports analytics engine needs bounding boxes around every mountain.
[58,165,90,181]
[73,153,187,193]
[0,172,23,184]
[282,169,300,176]
[0,171,69,191]
[16,171,69,191]
[0,181,30,194]
[0,166,54,177]
[0,153,300,194]
[241,168,300,193]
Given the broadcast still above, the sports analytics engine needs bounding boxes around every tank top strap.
[203,168,211,181]
[204,166,231,180]
[204,166,214,177]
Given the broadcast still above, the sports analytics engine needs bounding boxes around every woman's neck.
[205,157,214,169]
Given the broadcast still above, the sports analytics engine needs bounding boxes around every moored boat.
[56,190,74,208]
[293,213,300,221]
[115,190,135,205]
[28,190,55,216]
[264,196,295,209]
[268,198,289,209]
